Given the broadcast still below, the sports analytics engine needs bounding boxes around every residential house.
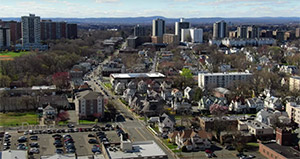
[171,98,191,113]
[74,90,104,120]
[198,96,228,111]
[255,109,290,126]
[114,82,126,95]
[43,104,57,125]
[160,81,173,103]
[246,98,264,113]
[264,95,284,110]
[175,130,212,151]
[184,87,194,101]
[158,113,176,133]
[279,65,298,74]
[141,98,165,117]
[229,98,247,113]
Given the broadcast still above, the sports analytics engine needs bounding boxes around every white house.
[175,130,211,151]
[158,113,176,133]
[264,95,283,110]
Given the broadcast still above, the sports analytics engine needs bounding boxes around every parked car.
[29,148,40,154]
[18,136,27,143]
[30,136,38,140]
[88,139,98,144]
[55,149,64,154]
[30,142,39,148]
[88,134,95,137]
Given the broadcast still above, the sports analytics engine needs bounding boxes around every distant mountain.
[1,16,299,25]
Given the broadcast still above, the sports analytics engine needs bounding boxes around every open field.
[0,51,32,60]
[0,112,39,126]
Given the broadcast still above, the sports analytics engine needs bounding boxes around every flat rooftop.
[291,76,300,80]
[107,141,167,159]
[199,72,252,76]
[262,142,300,158]
[110,72,165,79]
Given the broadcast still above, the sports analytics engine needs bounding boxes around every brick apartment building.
[259,128,300,159]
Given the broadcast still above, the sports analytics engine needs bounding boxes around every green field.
[79,120,96,124]
[0,51,32,58]
[0,112,39,126]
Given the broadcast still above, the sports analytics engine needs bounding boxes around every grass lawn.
[162,139,180,153]
[79,120,96,124]
[0,112,38,126]
[58,121,69,125]
[0,51,32,57]
[104,82,112,90]
[246,142,259,147]
[175,115,193,120]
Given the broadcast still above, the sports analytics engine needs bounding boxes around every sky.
[0,0,299,18]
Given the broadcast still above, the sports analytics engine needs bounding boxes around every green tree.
[180,68,193,79]
[0,75,11,87]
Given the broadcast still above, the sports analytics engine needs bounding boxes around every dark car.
[17,136,27,143]
[30,142,39,148]
[55,143,63,148]
[30,136,38,140]
[92,145,101,153]
[55,149,64,154]
[88,134,95,137]
[66,148,76,153]
[88,139,98,144]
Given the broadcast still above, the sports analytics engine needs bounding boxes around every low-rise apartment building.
[289,76,300,92]
[286,102,300,125]
[74,90,104,120]
[198,72,253,89]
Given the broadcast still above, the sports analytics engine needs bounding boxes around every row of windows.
[262,148,278,159]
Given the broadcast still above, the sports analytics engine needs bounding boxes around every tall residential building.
[134,24,146,37]
[175,18,191,41]
[67,23,78,39]
[296,28,300,38]
[181,28,203,43]
[213,20,227,39]
[274,30,284,42]
[152,18,166,37]
[21,14,41,47]
[237,25,248,38]
[0,27,10,49]
[41,20,67,41]
[247,25,260,38]
[0,21,21,45]
[198,72,253,89]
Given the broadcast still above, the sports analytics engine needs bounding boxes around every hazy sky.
[0,0,299,18]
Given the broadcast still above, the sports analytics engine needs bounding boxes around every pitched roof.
[168,131,179,139]
[180,130,194,139]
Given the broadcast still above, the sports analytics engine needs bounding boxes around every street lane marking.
[135,128,147,141]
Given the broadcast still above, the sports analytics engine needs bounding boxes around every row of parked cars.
[53,134,76,154]
[3,133,11,150]
[23,126,112,136]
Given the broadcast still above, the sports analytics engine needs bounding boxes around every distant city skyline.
[0,0,300,18]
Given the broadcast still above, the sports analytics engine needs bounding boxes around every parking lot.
[1,125,120,158]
